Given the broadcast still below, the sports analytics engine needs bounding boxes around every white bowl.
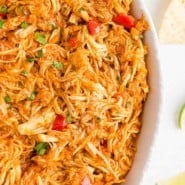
[125,0,161,184]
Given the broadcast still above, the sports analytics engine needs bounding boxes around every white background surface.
[143,0,185,184]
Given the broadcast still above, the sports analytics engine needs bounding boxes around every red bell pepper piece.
[52,115,67,131]
[69,37,79,48]
[113,14,136,29]
[87,20,100,35]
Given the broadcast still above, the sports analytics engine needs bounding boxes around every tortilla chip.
[159,0,185,44]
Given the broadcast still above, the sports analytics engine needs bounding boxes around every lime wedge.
[157,172,185,185]
[178,104,185,130]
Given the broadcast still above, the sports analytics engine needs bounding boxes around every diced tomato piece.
[52,115,67,131]
[0,13,7,19]
[69,37,79,48]
[87,20,100,35]
[81,177,91,185]
[113,14,136,29]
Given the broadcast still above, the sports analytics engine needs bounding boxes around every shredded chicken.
[0,0,149,184]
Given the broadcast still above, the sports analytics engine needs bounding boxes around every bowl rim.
[125,0,162,184]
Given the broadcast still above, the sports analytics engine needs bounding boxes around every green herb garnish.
[37,49,44,58]
[0,5,8,14]
[4,95,11,103]
[34,142,49,156]
[35,32,47,45]
[26,57,35,63]
[52,60,63,69]
[27,92,36,101]
[20,21,28,29]
[0,19,4,29]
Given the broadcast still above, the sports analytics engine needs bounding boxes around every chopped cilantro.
[0,5,8,14]
[52,60,63,69]
[21,21,28,29]
[26,57,35,63]
[35,32,47,45]
[0,19,4,29]
[27,92,36,101]
[34,142,49,156]
[37,49,44,58]
[4,95,11,103]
